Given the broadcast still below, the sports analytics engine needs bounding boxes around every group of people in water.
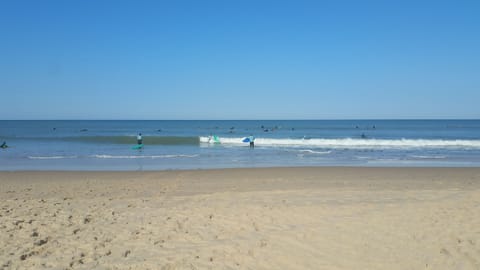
[3,123,373,151]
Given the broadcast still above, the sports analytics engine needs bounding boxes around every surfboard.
[132,144,144,149]
[242,137,250,143]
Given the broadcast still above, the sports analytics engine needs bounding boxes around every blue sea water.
[1,120,480,170]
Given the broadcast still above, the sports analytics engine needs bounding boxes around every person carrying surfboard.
[137,133,143,145]
[248,135,255,148]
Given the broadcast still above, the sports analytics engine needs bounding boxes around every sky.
[0,0,479,120]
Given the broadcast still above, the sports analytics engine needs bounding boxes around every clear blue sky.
[1,0,479,120]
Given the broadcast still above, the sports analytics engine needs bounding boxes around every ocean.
[1,120,479,170]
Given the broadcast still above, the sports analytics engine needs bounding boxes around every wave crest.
[199,136,480,149]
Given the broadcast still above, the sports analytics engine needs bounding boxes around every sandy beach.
[1,167,479,270]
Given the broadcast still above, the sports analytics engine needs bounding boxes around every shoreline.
[2,164,480,171]
[2,167,480,269]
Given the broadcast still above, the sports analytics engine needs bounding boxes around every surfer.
[137,133,143,145]
[0,141,7,149]
[248,135,255,148]
[208,134,220,144]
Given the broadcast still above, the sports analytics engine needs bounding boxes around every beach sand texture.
[1,167,480,270]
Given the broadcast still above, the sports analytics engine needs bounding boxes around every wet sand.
[1,167,480,269]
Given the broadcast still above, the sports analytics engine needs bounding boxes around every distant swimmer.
[0,141,7,149]
[361,133,367,139]
[137,133,143,145]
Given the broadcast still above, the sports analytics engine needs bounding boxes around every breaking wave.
[199,136,480,149]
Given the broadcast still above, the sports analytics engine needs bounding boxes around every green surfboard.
[132,144,144,149]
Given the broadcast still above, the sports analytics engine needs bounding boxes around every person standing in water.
[249,134,255,148]
[137,133,143,145]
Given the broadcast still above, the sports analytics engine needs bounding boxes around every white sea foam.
[199,136,480,149]
[410,155,447,159]
[28,156,78,160]
[298,149,332,154]
[92,154,198,159]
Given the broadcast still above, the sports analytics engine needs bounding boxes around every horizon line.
[1,118,479,121]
